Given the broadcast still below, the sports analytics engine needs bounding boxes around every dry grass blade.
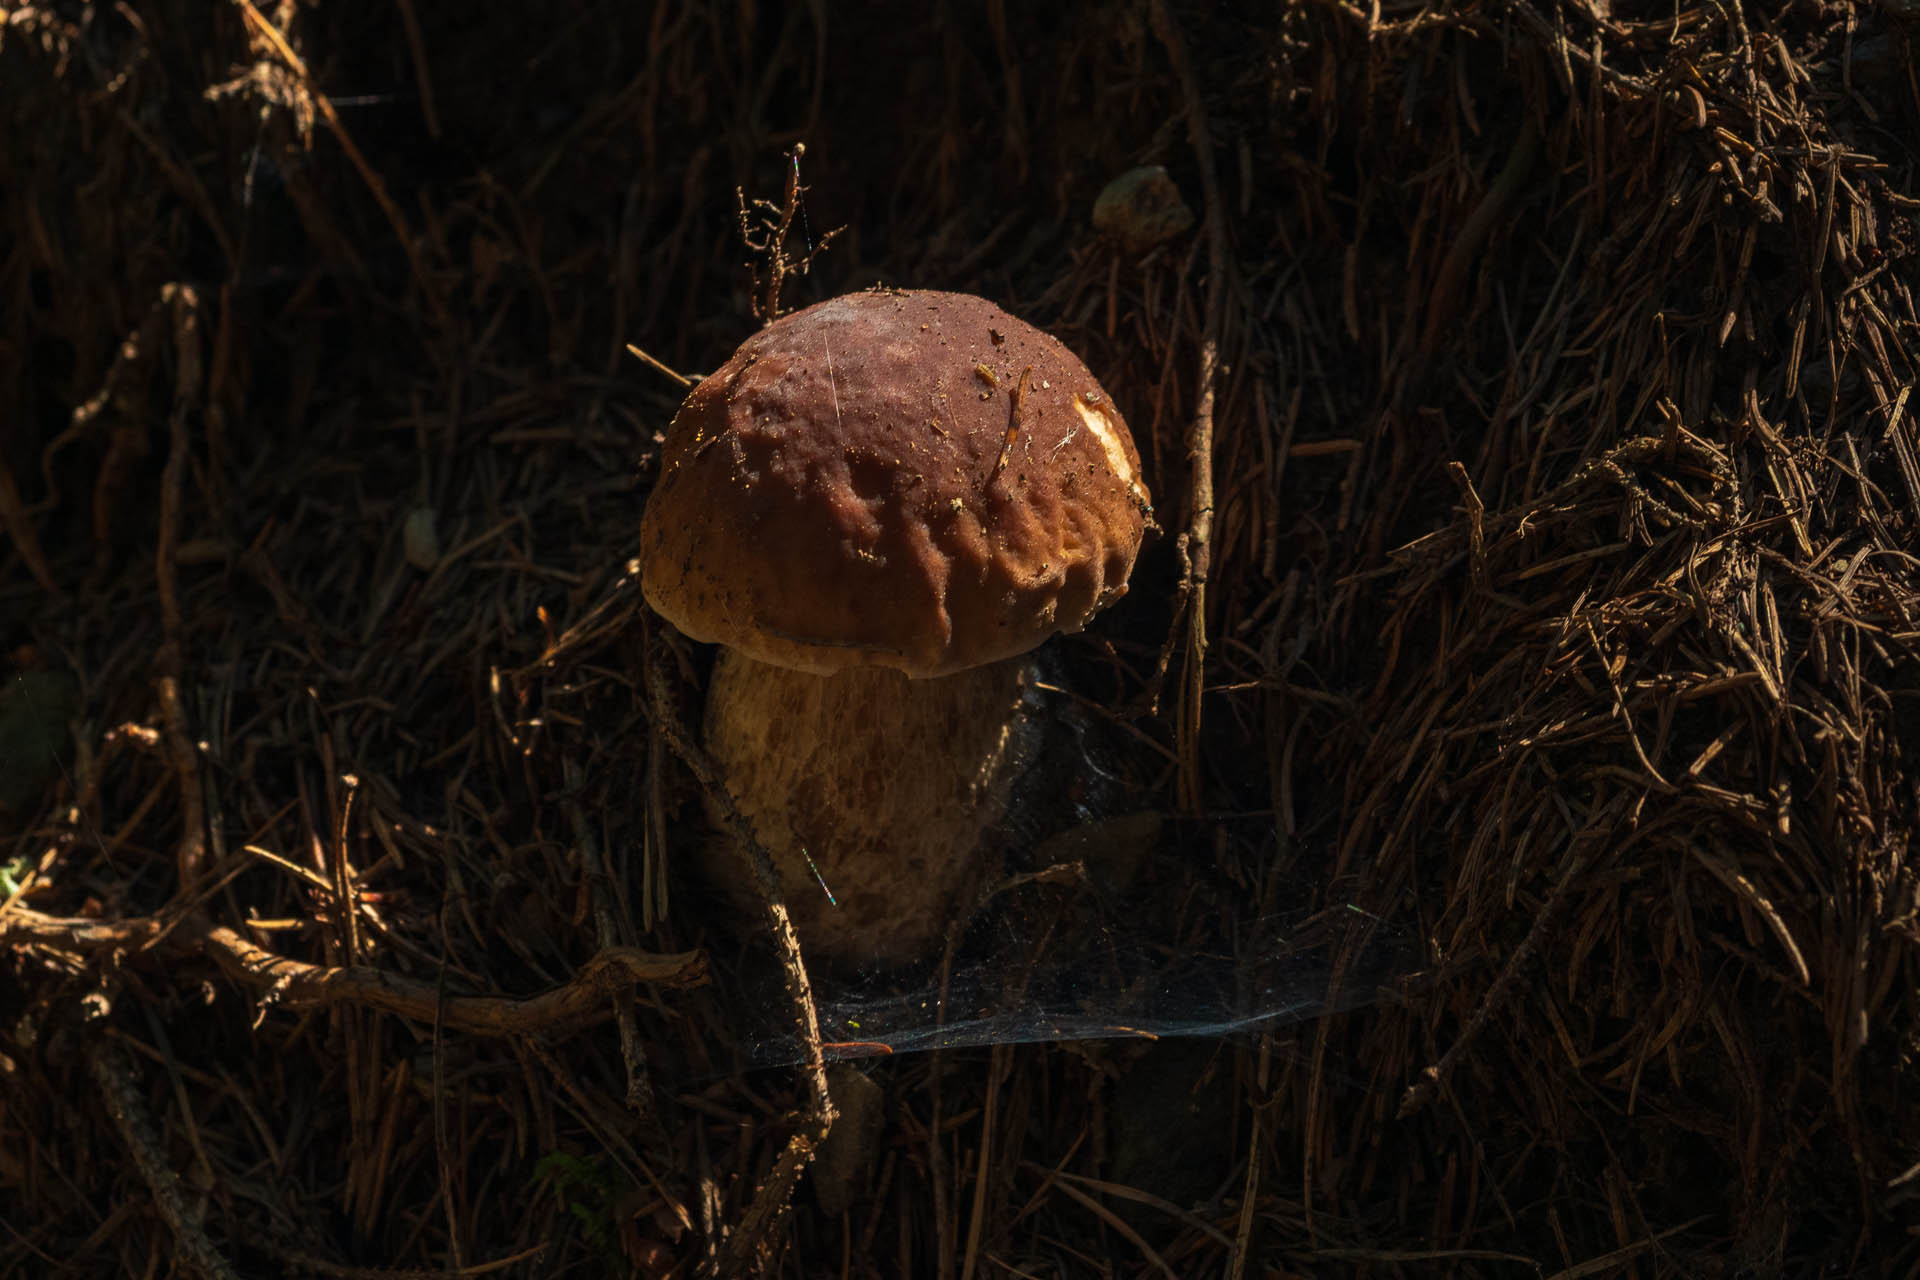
[0,456,60,598]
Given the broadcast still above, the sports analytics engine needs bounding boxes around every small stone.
[403,506,440,570]
[1093,166,1196,255]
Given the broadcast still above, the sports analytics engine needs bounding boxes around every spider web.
[723,675,1417,1068]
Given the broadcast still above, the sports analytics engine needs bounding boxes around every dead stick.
[624,342,696,387]
[87,1036,244,1280]
[203,923,705,1034]
[1150,0,1226,812]
[5,910,706,1035]
[155,285,208,893]
[644,650,834,1273]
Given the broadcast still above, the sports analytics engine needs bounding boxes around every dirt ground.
[4,0,1919,1276]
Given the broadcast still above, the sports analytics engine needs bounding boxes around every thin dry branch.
[154,285,209,895]
[644,646,835,1274]
[5,910,706,1036]
[87,1035,243,1280]
[1150,0,1228,812]
[736,143,841,324]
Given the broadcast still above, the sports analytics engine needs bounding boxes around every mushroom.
[640,288,1150,969]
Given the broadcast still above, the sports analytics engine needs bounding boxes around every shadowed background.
[3,0,1918,1274]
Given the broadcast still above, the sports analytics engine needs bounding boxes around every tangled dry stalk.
[3,0,1917,1275]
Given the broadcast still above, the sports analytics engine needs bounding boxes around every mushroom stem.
[703,650,1039,969]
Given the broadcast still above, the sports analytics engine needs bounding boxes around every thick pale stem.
[704,650,1037,969]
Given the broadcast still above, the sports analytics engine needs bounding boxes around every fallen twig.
[1149,0,1228,812]
[5,909,706,1036]
[87,1035,243,1280]
[645,645,835,1275]
[154,284,207,895]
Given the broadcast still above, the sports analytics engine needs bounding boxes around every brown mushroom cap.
[640,288,1151,677]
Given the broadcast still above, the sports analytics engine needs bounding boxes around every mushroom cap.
[640,288,1151,676]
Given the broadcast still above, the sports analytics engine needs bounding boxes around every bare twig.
[644,647,834,1273]
[735,143,841,323]
[155,284,207,895]
[87,1035,243,1280]
[1149,0,1228,812]
[6,910,705,1035]
[624,342,696,387]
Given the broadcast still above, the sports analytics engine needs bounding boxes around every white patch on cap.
[1073,394,1136,487]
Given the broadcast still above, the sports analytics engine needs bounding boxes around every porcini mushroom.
[640,288,1149,969]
